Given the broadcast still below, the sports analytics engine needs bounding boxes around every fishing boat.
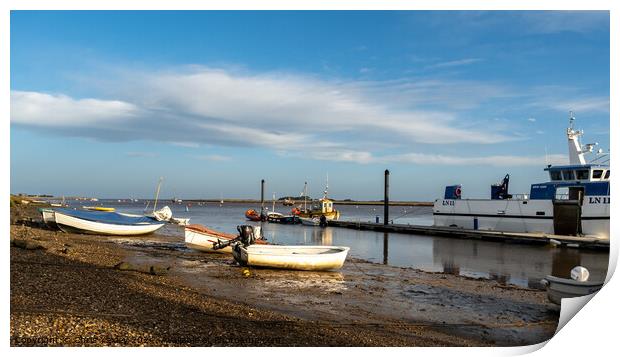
[185,224,266,253]
[540,267,604,305]
[245,208,262,221]
[267,215,300,224]
[83,206,116,212]
[433,113,609,239]
[283,198,295,206]
[294,180,340,220]
[232,245,350,271]
[53,208,165,235]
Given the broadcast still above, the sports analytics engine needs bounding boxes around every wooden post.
[384,169,390,225]
[260,179,265,218]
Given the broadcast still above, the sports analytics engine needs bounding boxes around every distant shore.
[13,195,434,207]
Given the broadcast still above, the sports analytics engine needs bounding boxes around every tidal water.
[77,200,609,289]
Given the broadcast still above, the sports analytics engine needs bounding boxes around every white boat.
[541,275,604,305]
[53,209,165,236]
[39,208,57,227]
[232,245,350,271]
[299,217,320,226]
[185,224,239,253]
[170,217,191,226]
[185,224,264,253]
[433,113,609,239]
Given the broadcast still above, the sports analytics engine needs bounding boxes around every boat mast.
[272,192,276,212]
[567,111,587,165]
[303,182,307,211]
[153,177,163,212]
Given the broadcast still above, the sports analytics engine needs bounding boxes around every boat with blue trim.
[433,113,609,240]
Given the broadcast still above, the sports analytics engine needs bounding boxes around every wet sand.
[10,203,559,346]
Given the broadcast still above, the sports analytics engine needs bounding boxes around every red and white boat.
[184,224,266,253]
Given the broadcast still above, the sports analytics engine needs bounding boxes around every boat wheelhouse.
[433,113,609,239]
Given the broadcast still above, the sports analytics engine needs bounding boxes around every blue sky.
[10,10,610,200]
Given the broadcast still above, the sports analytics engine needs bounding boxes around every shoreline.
[10,202,559,346]
[12,195,434,207]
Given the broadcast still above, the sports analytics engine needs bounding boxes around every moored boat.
[170,217,191,226]
[267,215,300,224]
[83,206,116,212]
[185,224,238,253]
[245,209,262,221]
[299,217,320,226]
[540,267,604,304]
[185,224,267,253]
[53,208,165,235]
[232,245,350,271]
[39,208,58,228]
[432,113,609,239]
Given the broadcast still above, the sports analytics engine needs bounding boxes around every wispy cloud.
[527,117,536,122]
[193,154,231,161]
[426,58,483,70]
[10,65,580,166]
[296,149,567,167]
[126,151,158,158]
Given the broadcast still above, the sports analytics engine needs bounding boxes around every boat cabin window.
[576,169,589,180]
[605,170,610,179]
[562,170,575,180]
[592,170,604,179]
[549,171,562,181]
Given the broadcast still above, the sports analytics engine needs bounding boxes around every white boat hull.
[41,209,56,225]
[184,226,235,253]
[233,245,349,271]
[542,275,604,305]
[299,217,320,226]
[54,211,165,236]
[433,198,609,239]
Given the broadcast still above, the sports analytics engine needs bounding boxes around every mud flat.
[10,203,559,346]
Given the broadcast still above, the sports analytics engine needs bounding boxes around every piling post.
[384,169,390,225]
[260,179,265,218]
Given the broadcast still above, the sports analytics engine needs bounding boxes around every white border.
[3,1,616,356]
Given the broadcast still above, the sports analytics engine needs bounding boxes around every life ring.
[455,186,462,198]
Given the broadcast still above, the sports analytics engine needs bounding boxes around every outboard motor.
[491,174,512,200]
[237,225,258,246]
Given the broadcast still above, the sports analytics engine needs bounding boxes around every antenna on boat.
[324,173,329,199]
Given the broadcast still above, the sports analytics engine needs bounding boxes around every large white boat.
[433,113,609,240]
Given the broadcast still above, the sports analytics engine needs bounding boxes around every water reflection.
[383,232,388,265]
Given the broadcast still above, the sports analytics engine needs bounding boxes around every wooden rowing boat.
[184,224,238,253]
[232,245,349,271]
[185,224,267,253]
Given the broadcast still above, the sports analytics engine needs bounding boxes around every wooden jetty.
[327,220,609,250]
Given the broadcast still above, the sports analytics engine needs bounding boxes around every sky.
[9,10,610,200]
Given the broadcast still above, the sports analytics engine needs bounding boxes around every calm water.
[72,200,609,288]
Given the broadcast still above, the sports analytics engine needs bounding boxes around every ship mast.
[567,111,597,165]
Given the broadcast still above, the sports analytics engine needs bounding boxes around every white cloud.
[193,154,231,161]
[425,58,483,70]
[528,117,536,122]
[10,66,582,166]
[11,91,139,127]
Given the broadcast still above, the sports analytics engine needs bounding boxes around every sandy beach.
[10,202,560,346]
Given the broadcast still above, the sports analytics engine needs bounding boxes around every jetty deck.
[328,220,609,250]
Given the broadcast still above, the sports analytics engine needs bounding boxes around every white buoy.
[571,266,590,282]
